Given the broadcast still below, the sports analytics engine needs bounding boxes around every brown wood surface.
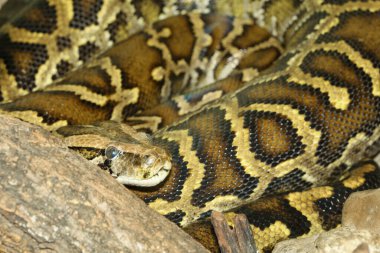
[211,211,257,253]
[0,115,208,253]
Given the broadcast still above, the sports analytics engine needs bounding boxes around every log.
[0,115,208,252]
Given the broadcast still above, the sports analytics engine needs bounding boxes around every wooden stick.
[211,211,257,253]
[234,214,257,253]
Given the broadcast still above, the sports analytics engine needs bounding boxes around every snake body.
[184,161,380,252]
[1,0,380,252]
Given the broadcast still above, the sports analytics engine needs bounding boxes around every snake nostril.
[143,171,150,178]
[143,155,156,168]
[104,159,112,167]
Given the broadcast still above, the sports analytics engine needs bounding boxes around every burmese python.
[0,0,380,252]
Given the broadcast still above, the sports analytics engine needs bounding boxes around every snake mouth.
[61,123,173,187]
[115,160,171,187]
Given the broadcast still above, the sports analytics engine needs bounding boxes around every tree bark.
[0,115,208,253]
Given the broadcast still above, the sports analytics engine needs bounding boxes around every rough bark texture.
[0,115,208,253]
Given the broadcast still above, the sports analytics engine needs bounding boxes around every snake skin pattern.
[1,0,380,252]
[184,161,380,252]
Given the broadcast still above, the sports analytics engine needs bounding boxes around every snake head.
[101,143,171,187]
[56,121,171,187]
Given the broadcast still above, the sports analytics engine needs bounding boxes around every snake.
[0,0,380,252]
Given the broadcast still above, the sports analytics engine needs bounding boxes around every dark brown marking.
[69,147,103,160]
[319,11,380,67]
[0,91,114,125]
[200,14,234,57]
[0,35,48,91]
[12,0,57,33]
[56,36,72,51]
[238,47,281,71]
[299,50,380,165]
[243,111,305,167]
[78,42,99,62]
[164,210,186,225]
[263,169,313,197]
[134,74,245,128]
[55,65,115,95]
[184,163,380,253]
[104,32,164,110]
[106,11,128,42]
[316,162,380,230]
[233,23,272,49]
[52,60,73,81]
[284,11,328,48]
[184,221,220,253]
[153,15,196,64]
[237,56,380,165]
[131,0,165,23]
[167,107,259,207]
[69,0,103,29]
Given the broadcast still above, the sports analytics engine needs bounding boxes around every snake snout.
[107,148,172,187]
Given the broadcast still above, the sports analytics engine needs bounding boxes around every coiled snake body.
[0,0,380,252]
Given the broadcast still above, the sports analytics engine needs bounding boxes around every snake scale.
[1,0,380,252]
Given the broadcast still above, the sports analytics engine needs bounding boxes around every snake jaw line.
[57,121,172,187]
[116,160,172,187]
[107,146,172,187]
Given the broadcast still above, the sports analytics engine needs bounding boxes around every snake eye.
[105,146,121,160]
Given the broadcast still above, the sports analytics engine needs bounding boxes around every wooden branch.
[211,211,257,253]
[0,115,208,252]
[234,214,257,253]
